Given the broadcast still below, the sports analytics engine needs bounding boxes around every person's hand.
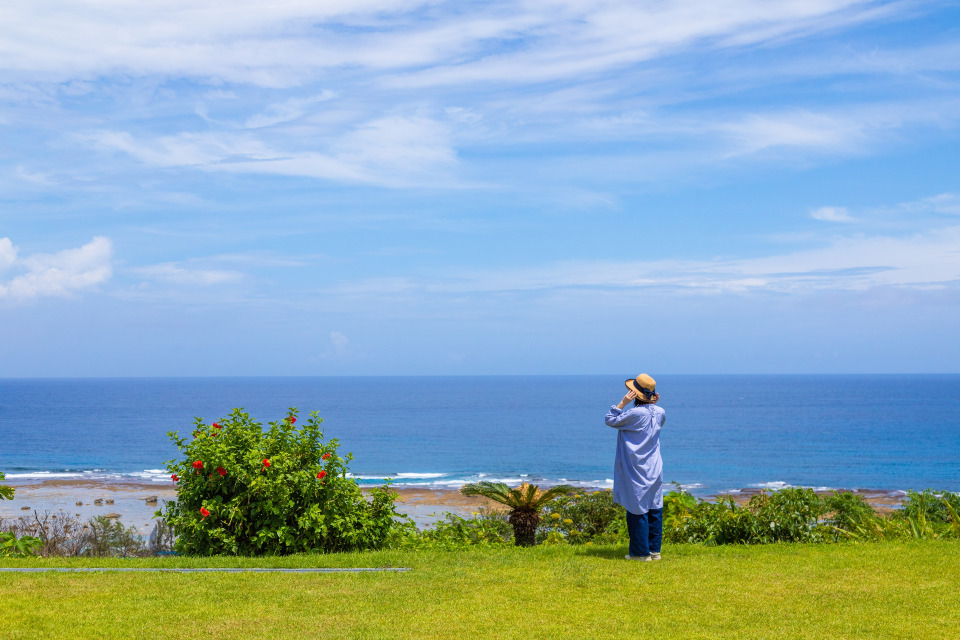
[651,392,661,404]
[617,390,636,409]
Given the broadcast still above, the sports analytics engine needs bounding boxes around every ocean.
[1,375,958,495]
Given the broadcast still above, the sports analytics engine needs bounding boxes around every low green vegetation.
[663,486,960,544]
[0,472,41,558]
[2,542,959,639]
[400,486,960,549]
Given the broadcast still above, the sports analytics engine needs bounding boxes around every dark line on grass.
[0,567,411,573]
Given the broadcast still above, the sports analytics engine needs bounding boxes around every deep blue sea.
[1,375,958,495]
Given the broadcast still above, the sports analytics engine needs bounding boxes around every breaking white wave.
[129,469,173,482]
[4,471,85,479]
[750,481,793,490]
[394,473,448,479]
[343,472,619,490]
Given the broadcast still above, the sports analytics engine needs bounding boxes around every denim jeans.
[626,508,663,557]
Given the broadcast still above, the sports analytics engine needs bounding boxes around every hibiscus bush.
[161,408,404,556]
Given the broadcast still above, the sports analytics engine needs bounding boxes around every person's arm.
[605,391,639,429]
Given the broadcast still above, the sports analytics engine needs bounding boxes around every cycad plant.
[460,481,575,546]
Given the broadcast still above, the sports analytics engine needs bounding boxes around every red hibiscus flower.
[317,470,327,480]
[193,460,203,470]
[217,466,226,477]
[200,507,210,520]
[262,458,271,468]
[290,416,296,424]
[171,474,179,482]
[321,453,331,460]
[212,422,221,429]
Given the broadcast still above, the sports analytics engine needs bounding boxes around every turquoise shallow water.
[1,375,958,494]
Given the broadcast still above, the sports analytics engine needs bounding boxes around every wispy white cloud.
[798,193,960,226]
[241,92,338,129]
[135,264,244,286]
[721,111,866,156]
[83,113,460,187]
[81,130,271,168]
[0,238,17,271]
[810,206,856,223]
[318,224,960,299]
[386,0,893,89]
[0,237,113,301]
[13,166,55,185]
[207,251,321,268]
[900,192,960,216]
[129,250,325,293]
[322,331,350,360]
[0,1,918,88]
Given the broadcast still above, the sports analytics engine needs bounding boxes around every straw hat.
[625,373,657,402]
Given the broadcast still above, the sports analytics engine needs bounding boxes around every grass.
[2,541,959,639]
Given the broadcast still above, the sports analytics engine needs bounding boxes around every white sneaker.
[625,554,652,561]
[650,552,661,561]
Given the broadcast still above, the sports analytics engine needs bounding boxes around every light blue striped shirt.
[605,403,666,515]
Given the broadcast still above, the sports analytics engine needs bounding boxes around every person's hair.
[634,391,657,407]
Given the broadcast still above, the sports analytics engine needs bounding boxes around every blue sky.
[2,0,959,376]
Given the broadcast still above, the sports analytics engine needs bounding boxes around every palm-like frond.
[944,497,960,535]
[460,482,575,509]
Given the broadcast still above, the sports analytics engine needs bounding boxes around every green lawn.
[2,541,958,639]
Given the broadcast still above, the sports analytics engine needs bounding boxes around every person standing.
[605,373,665,561]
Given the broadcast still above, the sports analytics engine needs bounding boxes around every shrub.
[161,408,406,556]
[670,496,763,545]
[895,489,960,525]
[666,488,826,545]
[0,510,150,557]
[663,486,698,534]
[822,491,879,541]
[402,509,513,548]
[887,489,960,540]
[539,490,626,545]
[86,516,146,557]
[8,510,89,556]
[750,488,826,543]
[149,519,176,555]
